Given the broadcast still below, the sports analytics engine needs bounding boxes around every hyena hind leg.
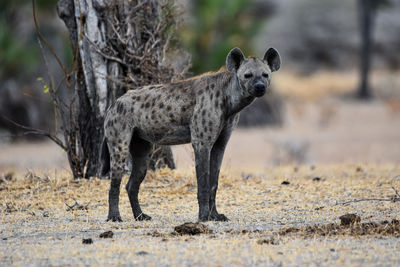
[126,134,152,221]
[107,137,130,222]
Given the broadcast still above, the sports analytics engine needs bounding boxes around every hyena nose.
[254,82,266,96]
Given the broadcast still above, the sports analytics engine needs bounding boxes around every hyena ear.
[263,48,281,72]
[226,47,245,73]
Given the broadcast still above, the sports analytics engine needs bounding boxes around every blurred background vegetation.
[1,0,400,140]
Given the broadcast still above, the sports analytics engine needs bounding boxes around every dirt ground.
[1,83,400,266]
[1,165,400,266]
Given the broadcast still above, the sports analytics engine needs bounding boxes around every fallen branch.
[65,199,90,211]
[336,175,400,205]
[391,175,400,198]
[335,197,400,206]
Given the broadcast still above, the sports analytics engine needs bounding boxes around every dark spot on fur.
[208,136,212,141]
[216,91,220,98]
[211,84,215,89]
[145,102,150,109]
[202,119,205,125]
[116,102,124,113]
[137,96,141,101]
[210,93,214,101]
[202,110,206,116]
[167,106,172,111]
[200,132,204,138]
[215,100,219,107]
[198,89,203,95]
[209,121,213,127]
[151,114,156,120]
[201,96,205,103]
[181,106,186,112]
[159,103,164,108]
[194,114,197,120]
[140,103,144,108]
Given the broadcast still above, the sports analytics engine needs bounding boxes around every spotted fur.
[102,47,281,222]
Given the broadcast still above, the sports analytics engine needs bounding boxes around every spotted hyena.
[100,47,281,222]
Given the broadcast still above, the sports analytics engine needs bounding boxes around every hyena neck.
[225,74,255,117]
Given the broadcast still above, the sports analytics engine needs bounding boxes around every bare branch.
[0,115,67,151]
[83,34,127,65]
[32,0,69,86]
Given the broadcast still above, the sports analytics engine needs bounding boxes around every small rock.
[339,214,361,226]
[136,251,149,255]
[312,177,321,181]
[281,181,290,185]
[356,166,363,172]
[82,238,93,244]
[257,237,279,245]
[174,222,213,235]
[99,231,113,238]
[4,173,14,181]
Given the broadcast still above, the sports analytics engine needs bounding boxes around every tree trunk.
[357,0,376,99]
[57,0,181,178]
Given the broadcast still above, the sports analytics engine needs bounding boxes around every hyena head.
[226,47,281,98]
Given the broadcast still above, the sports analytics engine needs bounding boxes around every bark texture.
[57,0,184,177]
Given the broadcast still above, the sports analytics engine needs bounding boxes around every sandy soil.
[1,166,400,266]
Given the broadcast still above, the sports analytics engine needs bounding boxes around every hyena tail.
[100,138,110,177]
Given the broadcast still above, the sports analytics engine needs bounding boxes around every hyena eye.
[244,73,253,79]
[262,73,269,78]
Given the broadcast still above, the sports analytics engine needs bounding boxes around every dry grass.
[1,165,400,266]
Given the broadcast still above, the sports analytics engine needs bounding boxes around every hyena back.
[102,47,281,222]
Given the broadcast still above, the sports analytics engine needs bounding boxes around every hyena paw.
[210,213,229,222]
[107,214,122,222]
[135,213,152,221]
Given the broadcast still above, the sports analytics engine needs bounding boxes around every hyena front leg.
[209,127,233,221]
[192,141,212,222]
